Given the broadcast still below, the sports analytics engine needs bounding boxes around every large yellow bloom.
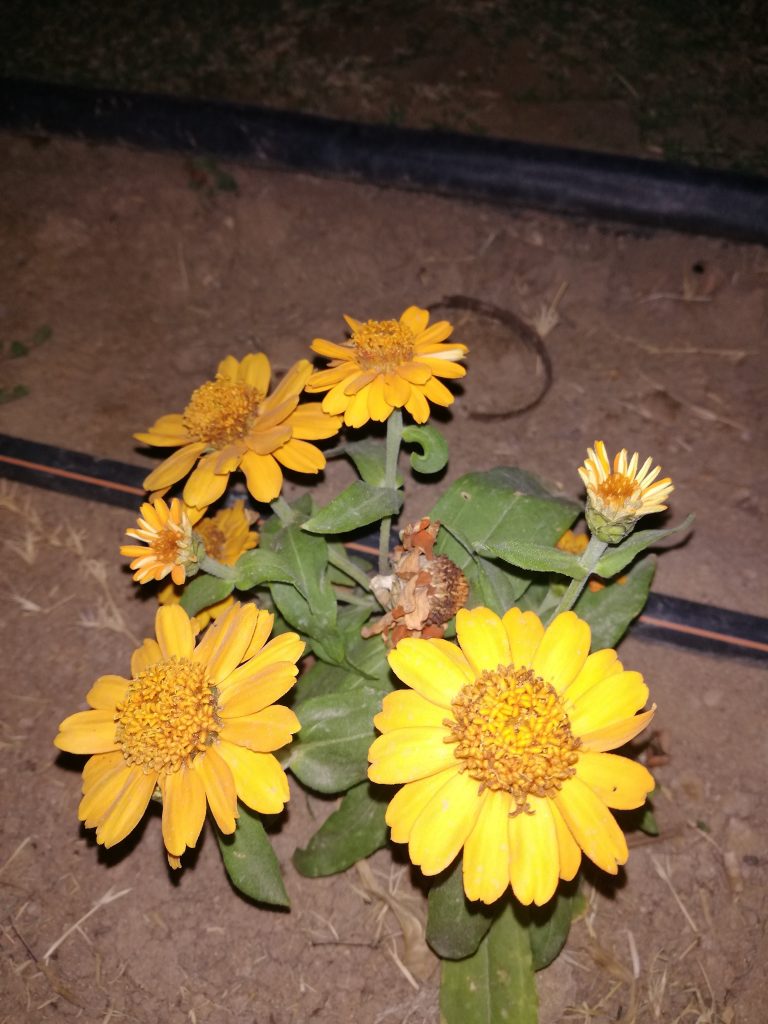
[136,354,341,508]
[368,606,655,907]
[54,603,303,866]
[305,306,467,427]
[579,441,673,538]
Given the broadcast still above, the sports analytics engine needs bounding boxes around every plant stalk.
[550,534,607,620]
[378,409,404,574]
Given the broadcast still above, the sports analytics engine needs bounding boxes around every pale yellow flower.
[369,606,655,906]
[136,354,341,508]
[305,306,467,427]
[579,441,673,542]
[120,497,198,586]
[55,603,303,866]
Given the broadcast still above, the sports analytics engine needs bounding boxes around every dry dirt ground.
[0,133,767,1023]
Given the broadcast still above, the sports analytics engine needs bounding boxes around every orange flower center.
[116,658,220,774]
[352,319,415,372]
[152,521,193,566]
[447,666,580,815]
[594,472,640,511]
[183,378,263,449]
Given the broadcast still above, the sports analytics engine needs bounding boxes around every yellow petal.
[80,759,134,826]
[54,709,118,755]
[161,765,207,856]
[343,369,378,396]
[463,788,512,904]
[367,375,393,421]
[218,663,299,719]
[368,727,458,784]
[502,608,544,669]
[305,365,353,392]
[86,675,129,710]
[240,451,283,503]
[95,767,156,848]
[374,689,450,732]
[399,305,430,336]
[239,352,271,393]
[388,638,471,708]
[202,603,260,685]
[456,606,511,674]
[562,648,622,708]
[321,377,356,414]
[532,612,591,693]
[397,361,432,385]
[194,746,238,834]
[422,377,455,407]
[218,742,289,814]
[554,777,628,874]
[130,638,162,675]
[183,461,229,509]
[82,750,125,787]
[344,386,372,428]
[568,671,649,736]
[550,801,582,881]
[243,424,293,456]
[404,386,430,422]
[143,442,207,491]
[220,705,300,752]
[576,752,654,810]
[273,439,326,474]
[289,404,342,440]
[269,359,313,405]
[408,770,483,875]
[508,797,560,906]
[382,372,411,408]
[416,357,466,379]
[155,604,195,660]
[579,708,656,752]
[413,320,454,346]
[384,767,457,844]
[311,338,355,361]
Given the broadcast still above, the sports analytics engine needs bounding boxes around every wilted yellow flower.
[54,603,303,866]
[369,606,655,907]
[120,497,199,586]
[579,441,673,543]
[305,306,467,427]
[136,354,341,508]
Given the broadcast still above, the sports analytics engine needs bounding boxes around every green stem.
[378,409,404,574]
[271,495,296,525]
[197,554,237,581]
[326,545,373,593]
[549,534,607,620]
[331,586,373,607]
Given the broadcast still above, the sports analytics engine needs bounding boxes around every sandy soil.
[0,133,767,1023]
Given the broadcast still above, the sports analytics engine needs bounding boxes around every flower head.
[120,497,200,586]
[579,441,673,543]
[305,306,467,427]
[55,603,303,866]
[136,354,341,508]
[368,606,655,906]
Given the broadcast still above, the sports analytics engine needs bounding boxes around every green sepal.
[440,901,538,1024]
[402,423,449,475]
[528,881,579,970]
[216,804,289,907]
[233,548,306,594]
[475,538,586,579]
[302,481,403,535]
[574,554,656,649]
[592,514,694,578]
[289,684,392,794]
[179,574,235,616]
[293,782,389,877]
[426,856,497,959]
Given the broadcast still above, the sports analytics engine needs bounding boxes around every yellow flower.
[555,529,589,557]
[579,441,673,542]
[120,497,199,586]
[54,603,303,866]
[136,354,341,508]
[305,306,467,427]
[368,606,655,907]
[158,500,260,627]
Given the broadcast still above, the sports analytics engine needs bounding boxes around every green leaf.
[0,384,29,404]
[290,684,391,794]
[9,340,29,358]
[179,574,235,616]
[216,805,289,907]
[263,524,337,636]
[402,423,449,475]
[574,554,656,649]
[426,857,496,959]
[234,549,304,593]
[293,782,389,876]
[433,468,579,614]
[440,901,538,1024]
[476,539,586,579]
[296,633,389,704]
[528,883,578,970]
[593,514,694,578]
[342,438,388,486]
[32,324,53,346]
[302,481,402,535]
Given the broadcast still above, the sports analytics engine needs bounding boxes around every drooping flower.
[158,500,260,626]
[54,603,303,866]
[368,606,655,907]
[305,306,467,427]
[136,354,341,508]
[120,496,200,586]
[579,441,673,543]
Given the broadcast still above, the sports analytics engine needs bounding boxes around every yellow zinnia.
[136,354,341,508]
[305,306,467,427]
[579,441,673,542]
[368,606,655,907]
[54,603,303,866]
[120,496,200,586]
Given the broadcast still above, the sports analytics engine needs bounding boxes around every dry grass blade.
[42,886,132,963]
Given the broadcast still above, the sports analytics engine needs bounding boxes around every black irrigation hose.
[1,77,768,244]
[2,431,766,663]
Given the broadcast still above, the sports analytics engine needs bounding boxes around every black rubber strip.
[2,431,766,662]
[1,77,767,244]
